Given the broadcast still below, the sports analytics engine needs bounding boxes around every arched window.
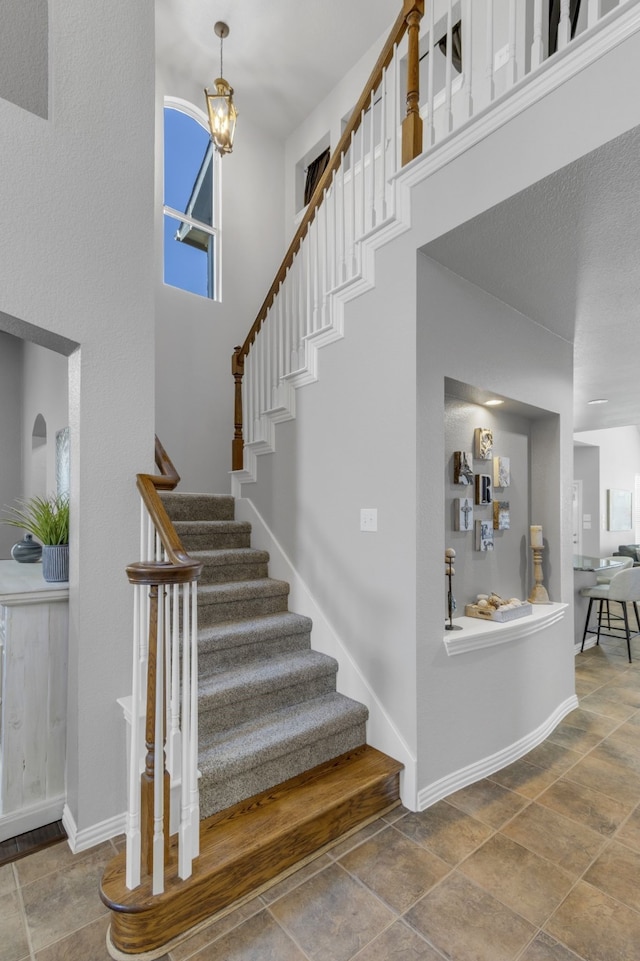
[163,100,220,300]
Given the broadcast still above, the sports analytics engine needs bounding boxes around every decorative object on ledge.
[2,494,69,583]
[10,533,42,564]
[445,548,462,631]
[493,501,510,530]
[528,525,550,603]
[453,451,474,485]
[493,455,510,488]
[454,497,473,532]
[475,473,492,505]
[465,594,532,622]
[475,519,494,551]
[474,427,493,460]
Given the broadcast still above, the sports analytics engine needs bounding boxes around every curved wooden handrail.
[126,437,202,586]
[232,0,424,470]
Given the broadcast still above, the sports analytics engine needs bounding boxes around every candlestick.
[530,525,543,549]
[528,541,550,604]
[445,548,462,630]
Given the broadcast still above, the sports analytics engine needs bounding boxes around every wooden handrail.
[232,0,424,470]
[127,436,202,586]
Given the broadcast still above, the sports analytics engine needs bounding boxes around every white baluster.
[189,581,199,857]
[178,582,192,879]
[311,216,319,332]
[380,68,388,222]
[587,0,601,29]
[349,131,357,275]
[427,1,435,146]
[531,0,544,67]
[359,111,366,239]
[507,0,517,86]
[486,0,495,102]
[558,0,571,50]
[391,46,399,176]
[152,587,165,895]
[369,90,376,230]
[445,1,453,132]
[298,245,305,360]
[321,190,329,327]
[125,583,142,890]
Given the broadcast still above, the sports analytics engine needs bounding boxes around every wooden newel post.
[232,346,245,472]
[140,585,170,876]
[402,0,425,166]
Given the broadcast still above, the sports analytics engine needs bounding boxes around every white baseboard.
[63,804,126,854]
[417,694,579,810]
[0,796,65,843]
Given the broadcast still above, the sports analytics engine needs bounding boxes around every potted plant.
[3,493,70,582]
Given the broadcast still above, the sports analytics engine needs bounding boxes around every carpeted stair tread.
[172,520,252,551]
[159,491,235,521]
[198,650,338,706]
[198,578,290,605]
[199,692,367,782]
[190,547,270,584]
[197,612,313,671]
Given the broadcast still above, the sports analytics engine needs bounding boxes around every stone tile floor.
[2,642,640,960]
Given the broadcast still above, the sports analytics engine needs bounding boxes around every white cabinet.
[0,560,68,842]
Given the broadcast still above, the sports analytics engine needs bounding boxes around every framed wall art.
[493,501,510,530]
[453,451,474,486]
[475,519,494,551]
[474,427,493,460]
[475,473,492,506]
[493,456,510,488]
[454,497,474,532]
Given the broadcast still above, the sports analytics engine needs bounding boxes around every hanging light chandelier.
[204,21,237,156]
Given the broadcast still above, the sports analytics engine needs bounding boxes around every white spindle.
[359,111,366,238]
[349,131,357,274]
[531,0,544,67]
[369,91,375,230]
[380,68,387,222]
[152,588,165,895]
[445,1,453,132]
[311,217,319,332]
[340,160,347,282]
[167,584,181,784]
[558,0,571,50]
[298,244,305,356]
[427,1,435,146]
[178,582,192,879]
[125,583,142,890]
[189,582,199,857]
[486,0,495,102]
[587,0,601,29]
[461,0,473,118]
[392,46,399,175]
[321,190,329,327]
[508,0,517,86]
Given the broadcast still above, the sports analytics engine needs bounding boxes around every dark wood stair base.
[101,745,403,958]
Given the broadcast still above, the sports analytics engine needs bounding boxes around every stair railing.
[231,0,632,474]
[124,437,202,894]
[232,0,425,471]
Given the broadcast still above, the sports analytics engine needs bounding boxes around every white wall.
[21,342,69,503]
[574,426,640,554]
[417,255,575,795]
[155,78,286,493]
[0,0,155,837]
[0,332,23,560]
[573,444,600,556]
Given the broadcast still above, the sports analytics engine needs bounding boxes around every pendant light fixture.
[204,21,237,156]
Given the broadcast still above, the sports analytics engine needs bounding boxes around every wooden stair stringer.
[100,744,402,957]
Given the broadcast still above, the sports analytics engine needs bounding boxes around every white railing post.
[486,0,495,102]
[558,0,571,50]
[531,0,545,68]
[152,586,166,896]
[461,0,473,118]
[507,0,518,86]
[444,0,453,133]
[587,0,601,29]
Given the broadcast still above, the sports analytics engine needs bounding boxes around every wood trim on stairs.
[100,745,402,957]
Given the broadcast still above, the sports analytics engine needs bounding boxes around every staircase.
[101,490,402,957]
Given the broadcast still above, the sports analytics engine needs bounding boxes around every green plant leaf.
[2,493,69,545]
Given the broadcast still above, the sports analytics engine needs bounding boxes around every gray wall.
[0,0,48,118]
[0,332,23,559]
[573,444,600,556]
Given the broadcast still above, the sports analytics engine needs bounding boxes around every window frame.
[163,97,222,301]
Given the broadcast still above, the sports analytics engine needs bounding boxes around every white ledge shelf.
[443,602,568,656]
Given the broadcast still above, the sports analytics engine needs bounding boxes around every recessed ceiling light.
[587,398,608,405]
[484,399,504,406]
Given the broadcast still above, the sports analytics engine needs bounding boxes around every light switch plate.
[360,508,378,532]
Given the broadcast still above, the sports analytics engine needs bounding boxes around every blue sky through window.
[163,107,214,298]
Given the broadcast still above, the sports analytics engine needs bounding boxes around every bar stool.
[581,566,640,662]
[595,557,633,628]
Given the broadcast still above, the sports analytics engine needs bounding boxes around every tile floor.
[2,641,640,961]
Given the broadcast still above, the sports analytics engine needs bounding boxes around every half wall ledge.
[443,602,568,656]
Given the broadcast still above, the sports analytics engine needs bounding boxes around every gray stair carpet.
[159,491,369,818]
